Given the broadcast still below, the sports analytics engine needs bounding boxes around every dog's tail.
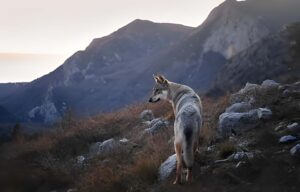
[182,127,194,169]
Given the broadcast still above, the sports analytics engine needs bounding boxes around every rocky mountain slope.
[1,0,300,123]
[214,22,300,92]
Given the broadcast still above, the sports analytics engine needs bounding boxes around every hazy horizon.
[0,0,225,83]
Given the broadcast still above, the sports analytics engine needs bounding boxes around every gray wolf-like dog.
[149,75,203,184]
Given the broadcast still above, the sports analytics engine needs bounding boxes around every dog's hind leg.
[173,142,183,185]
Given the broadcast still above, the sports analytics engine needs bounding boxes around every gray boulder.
[279,135,297,143]
[290,144,300,157]
[219,108,272,137]
[257,108,272,119]
[231,83,260,104]
[159,154,176,181]
[261,80,280,88]
[218,110,260,137]
[144,118,168,134]
[225,102,252,113]
[89,138,119,156]
[287,122,300,133]
[140,110,154,121]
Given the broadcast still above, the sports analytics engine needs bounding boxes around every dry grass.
[0,94,229,192]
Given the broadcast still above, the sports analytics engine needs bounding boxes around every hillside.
[0,80,299,192]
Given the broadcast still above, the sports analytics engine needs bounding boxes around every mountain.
[214,22,300,92]
[139,0,300,92]
[1,0,300,123]
[0,20,193,123]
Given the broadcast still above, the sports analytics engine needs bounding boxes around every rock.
[76,155,85,164]
[225,102,252,113]
[144,118,167,134]
[207,145,216,152]
[159,154,176,181]
[261,80,280,88]
[215,152,254,164]
[89,138,119,156]
[231,83,260,104]
[279,135,297,143]
[218,110,259,137]
[290,144,300,156]
[233,152,254,161]
[274,122,286,132]
[119,138,129,143]
[287,122,300,133]
[140,110,154,121]
[67,189,78,192]
[257,108,272,119]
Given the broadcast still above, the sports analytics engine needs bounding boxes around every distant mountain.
[0,20,193,123]
[0,0,300,123]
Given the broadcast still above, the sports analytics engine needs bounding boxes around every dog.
[149,74,203,184]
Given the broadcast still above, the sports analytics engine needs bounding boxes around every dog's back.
[173,86,202,169]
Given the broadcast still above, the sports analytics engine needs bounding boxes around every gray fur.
[149,75,203,171]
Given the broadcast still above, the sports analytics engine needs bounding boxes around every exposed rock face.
[158,154,176,181]
[215,23,300,92]
[144,118,168,135]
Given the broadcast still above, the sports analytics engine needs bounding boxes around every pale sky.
[0,0,225,83]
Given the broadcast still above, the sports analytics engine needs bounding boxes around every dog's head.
[149,74,169,103]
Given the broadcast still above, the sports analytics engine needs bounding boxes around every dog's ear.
[153,74,160,83]
[157,74,169,86]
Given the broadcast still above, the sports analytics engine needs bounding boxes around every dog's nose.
[148,98,152,102]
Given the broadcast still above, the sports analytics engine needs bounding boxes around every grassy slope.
[0,85,300,192]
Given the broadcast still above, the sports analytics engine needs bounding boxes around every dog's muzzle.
[149,98,160,103]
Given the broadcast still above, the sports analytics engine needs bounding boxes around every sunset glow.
[0,0,225,82]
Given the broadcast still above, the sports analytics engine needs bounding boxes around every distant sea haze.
[0,53,67,83]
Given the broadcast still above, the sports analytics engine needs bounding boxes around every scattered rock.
[76,155,85,164]
[279,135,297,144]
[144,118,167,134]
[287,122,300,133]
[119,138,129,143]
[207,145,216,152]
[215,152,255,164]
[257,108,272,119]
[159,154,176,181]
[274,122,286,132]
[290,144,300,157]
[225,102,252,113]
[89,138,119,156]
[140,110,154,121]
